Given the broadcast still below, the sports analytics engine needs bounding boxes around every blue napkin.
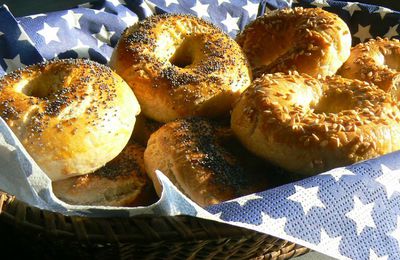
[1,0,400,259]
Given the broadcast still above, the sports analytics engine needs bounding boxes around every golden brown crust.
[144,118,272,207]
[52,142,157,207]
[0,59,140,181]
[231,72,400,176]
[338,37,400,93]
[110,13,252,123]
[236,7,351,78]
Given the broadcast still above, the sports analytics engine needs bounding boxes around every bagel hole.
[170,49,194,68]
[169,37,196,68]
[19,71,69,98]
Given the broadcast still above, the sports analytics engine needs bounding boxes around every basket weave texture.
[0,191,309,259]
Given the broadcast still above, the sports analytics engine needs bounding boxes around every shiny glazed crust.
[236,7,351,78]
[144,118,271,207]
[110,13,252,122]
[0,59,140,181]
[338,37,400,93]
[52,142,157,207]
[231,72,400,176]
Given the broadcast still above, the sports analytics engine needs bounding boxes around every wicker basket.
[0,191,309,259]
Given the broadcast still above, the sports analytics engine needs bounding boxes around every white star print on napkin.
[191,1,210,19]
[343,2,362,16]
[287,185,326,215]
[242,1,259,18]
[320,167,356,182]
[37,23,60,44]
[93,25,115,46]
[3,54,25,72]
[221,12,240,33]
[354,24,372,43]
[316,229,344,259]
[384,24,399,39]
[346,196,376,236]
[61,10,83,30]
[164,0,179,7]
[234,193,263,207]
[389,216,400,245]
[121,11,138,26]
[369,249,389,260]
[374,6,392,19]
[375,165,400,199]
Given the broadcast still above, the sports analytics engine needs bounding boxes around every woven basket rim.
[0,190,310,259]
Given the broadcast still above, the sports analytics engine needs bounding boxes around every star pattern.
[93,8,106,15]
[27,14,46,19]
[369,249,388,260]
[221,12,240,33]
[216,0,230,6]
[343,2,362,16]
[0,1,400,260]
[374,6,392,20]
[384,24,399,39]
[37,23,60,44]
[108,0,127,6]
[346,196,376,235]
[164,0,179,7]
[235,193,263,207]
[260,212,287,230]
[17,30,31,42]
[145,1,157,14]
[121,12,138,26]
[287,185,325,214]
[310,0,330,8]
[375,165,400,199]
[61,10,83,30]
[242,1,259,18]
[140,1,155,16]
[0,132,16,152]
[71,39,91,58]
[94,25,115,46]
[191,1,210,18]
[4,54,25,73]
[316,228,342,255]
[320,168,356,182]
[389,216,400,245]
[354,24,372,43]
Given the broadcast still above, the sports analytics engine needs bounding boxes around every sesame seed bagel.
[338,37,400,94]
[110,14,252,123]
[236,7,351,79]
[0,59,140,181]
[52,142,157,207]
[231,73,400,176]
[144,118,271,207]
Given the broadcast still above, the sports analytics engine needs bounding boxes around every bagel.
[236,7,351,78]
[231,72,400,176]
[52,142,157,207]
[0,59,140,181]
[110,14,252,123]
[144,117,272,207]
[338,37,400,94]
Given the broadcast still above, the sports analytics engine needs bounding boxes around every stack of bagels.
[1,7,399,208]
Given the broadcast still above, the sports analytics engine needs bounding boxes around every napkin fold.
[0,0,400,259]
